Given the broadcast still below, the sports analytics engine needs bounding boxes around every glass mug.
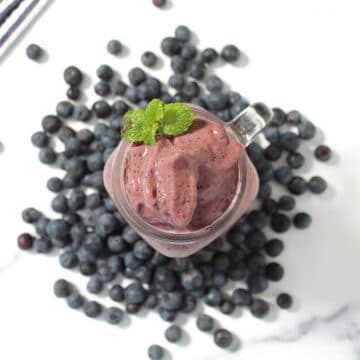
[104,103,272,257]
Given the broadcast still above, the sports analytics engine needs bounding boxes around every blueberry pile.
[18,25,331,359]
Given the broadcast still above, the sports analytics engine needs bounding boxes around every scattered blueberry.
[221,44,240,62]
[165,324,182,342]
[264,239,284,257]
[148,344,164,360]
[141,51,157,67]
[276,293,293,309]
[84,300,102,318]
[107,39,122,55]
[214,329,233,348]
[17,233,34,250]
[293,212,312,229]
[26,44,43,61]
[287,176,307,195]
[201,48,218,63]
[175,25,191,42]
[96,64,114,81]
[196,314,214,332]
[308,176,327,194]
[64,66,83,86]
[278,195,295,211]
[54,279,71,298]
[67,291,84,309]
[286,152,305,169]
[314,145,331,162]
[106,307,124,324]
[250,298,270,318]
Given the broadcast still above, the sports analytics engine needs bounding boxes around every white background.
[0,0,360,359]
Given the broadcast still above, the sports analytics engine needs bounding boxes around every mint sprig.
[121,99,194,145]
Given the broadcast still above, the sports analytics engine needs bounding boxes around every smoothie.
[123,118,243,232]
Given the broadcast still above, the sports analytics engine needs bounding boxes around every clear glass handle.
[227,102,273,146]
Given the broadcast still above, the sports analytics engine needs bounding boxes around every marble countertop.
[0,1,359,359]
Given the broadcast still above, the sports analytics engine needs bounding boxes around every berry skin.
[96,64,113,81]
[73,105,92,122]
[39,148,57,164]
[279,132,300,152]
[141,51,157,67]
[66,87,81,100]
[67,292,84,309]
[274,166,293,185]
[201,48,218,63]
[271,213,291,233]
[214,329,233,348]
[106,307,124,324]
[124,282,147,304]
[54,279,71,298]
[247,274,269,294]
[277,293,293,309]
[22,208,42,223]
[107,39,122,55]
[165,324,182,343]
[86,277,104,294]
[42,115,62,133]
[308,176,327,194]
[175,25,191,42]
[221,44,240,62]
[64,66,83,86]
[26,44,43,61]
[264,239,284,257]
[271,108,287,126]
[190,60,206,80]
[287,152,305,169]
[293,212,312,229]
[196,314,214,332]
[264,144,282,161]
[231,288,252,306]
[17,233,34,250]
[56,101,74,118]
[161,37,181,56]
[128,67,146,86]
[148,344,164,360]
[168,74,185,90]
[298,120,316,139]
[84,301,102,318]
[181,44,197,60]
[287,176,307,195]
[59,250,78,269]
[205,76,223,93]
[314,145,331,162]
[31,131,49,148]
[265,262,284,281]
[109,284,125,302]
[250,298,270,318]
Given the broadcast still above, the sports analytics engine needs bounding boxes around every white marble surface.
[0,0,360,359]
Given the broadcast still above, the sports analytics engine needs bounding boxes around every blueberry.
[247,211,270,229]
[201,48,218,63]
[247,274,268,294]
[171,55,187,73]
[286,110,302,125]
[220,300,235,315]
[230,98,249,117]
[212,272,227,288]
[271,108,287,127]
[214,329,233,348]
[125,282,147,304]
[152,0,166,7]
[128,67,146,86]
[84,233,103,254]
[265,262,284,281]
[59,250,78,269]
[86,152,103,172]
[17,233,34,250]
[159,291,183,311]
[279,132,300,152]
[107,39,122,55]
[110,79,128,96]
[42,115,62,134]
[250,298,270,318]
[66,291,84,309]
[106,307,123,324]
[94,81,111,96]
[87,277,104,294]
[34,237,52,253]
[65,159,87,181]
[54,279,71,298]
[298,120,316,140]
[64,66,83,86]
[22,208,42,223]
[26,44,43,60]
[278,195,295,211]
[265,239,284,257]
[196,314,214,332]
[31,131,49,148]
[204,92,229,111]
[276,293,293,309]
[51,194,68,213]
[84,300,102,318]
[96,64,113,81]
[68,189,86,211]
[39,147,57,164]
[203,287,222,306]
[66,87,81,100]
[314,145,331,162]
[148,344,164,360]
[221,44,240,62]
[165,325,182,343]
[92,100,112,118]
[274,166,293,185]
[79,262,97,276]
[191,97,207,108]
[134,240,154,260]
[264,144,282,161]
[35,217,49,236]
[125,87,139,103]
[168,74,185,90]
[181,268,203,291]
[227,228,245,248]
[293,212,311,229]
[308,176,327,194]
[181,43,197,60]
[109,284,125,302]
[228,262,247,281]
[70,222,86,243]
[73,105,92,122]
[141,51,157,67]
[205,75,223,93]
[95,213,117,237]
[175,25,191,42]
[161,37,182,56]
[107,255,123,273]
[245,230,267,251]
[271,213,291,233]
[257,183,272,200]
[56,101,74,118]
[63,174,80,189]
[143,293,158,309]
[264,126,280,144]
[231,288,252,306]
[287,176,307,195]
[286,152,305,169]
[190,60,206,79]
[173,92,190,102]
[262,198,278,215]
[257,161,274,183]
[106,235,125,253]
[122,226,140,244]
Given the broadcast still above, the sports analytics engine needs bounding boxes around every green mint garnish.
[122,99,194,146]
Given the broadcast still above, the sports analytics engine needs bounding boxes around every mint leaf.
[142,121,158,146]
[145,99,164,123]
[122,109,146,142]
[158,103,194,136]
